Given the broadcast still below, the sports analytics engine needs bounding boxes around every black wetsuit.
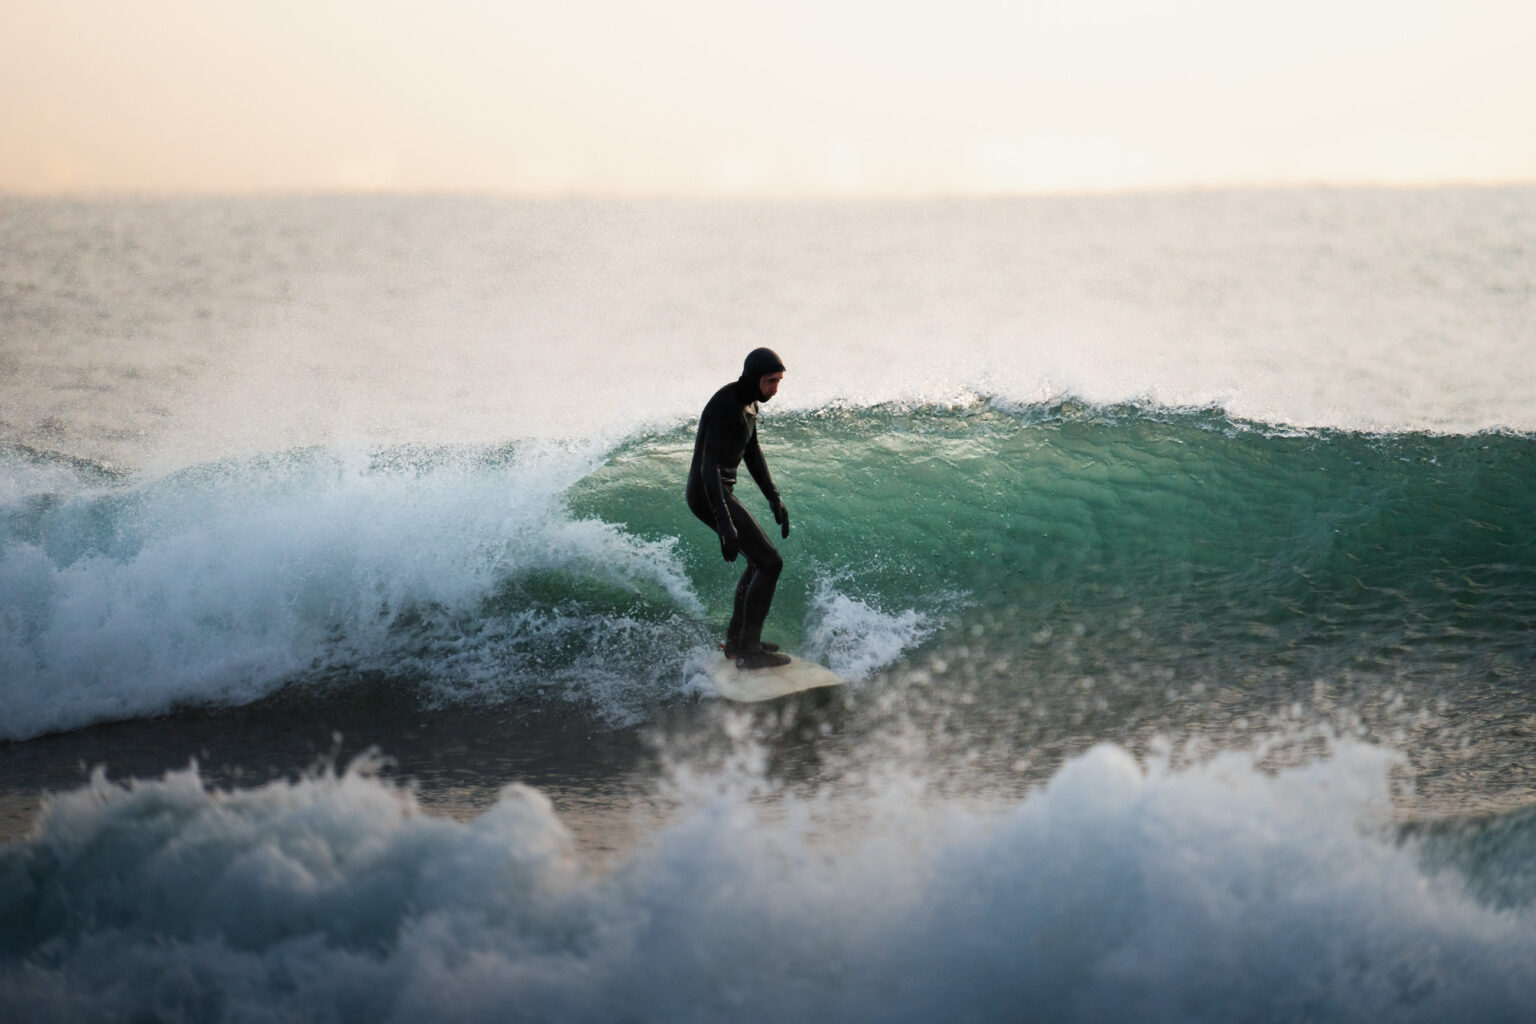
[687,355,786,653]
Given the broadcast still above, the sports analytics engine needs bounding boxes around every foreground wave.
[2,400,1533,739]
[3,739,1534,1023]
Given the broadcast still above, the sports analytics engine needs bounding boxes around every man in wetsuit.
[687,347,792,670]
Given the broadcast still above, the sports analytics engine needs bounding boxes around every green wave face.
[6,401,1531,759]
[576,402,1535,740]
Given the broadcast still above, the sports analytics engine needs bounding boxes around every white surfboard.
[707,653,845,703]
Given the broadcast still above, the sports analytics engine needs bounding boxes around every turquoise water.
[586,402,1535,673]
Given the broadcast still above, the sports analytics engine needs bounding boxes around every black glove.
[770,496,790,539]
[713,506,739,562]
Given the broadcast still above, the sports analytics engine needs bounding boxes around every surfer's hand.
[714,506,740,562]
[770,497,790,539]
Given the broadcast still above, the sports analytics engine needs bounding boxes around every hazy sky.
[3,0,1532,195]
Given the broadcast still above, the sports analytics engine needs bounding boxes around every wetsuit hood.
[736,347,786,403]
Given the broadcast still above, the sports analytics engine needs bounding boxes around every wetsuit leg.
[720,492,782,648]
[727,563,752,645]
[688,485,782,648]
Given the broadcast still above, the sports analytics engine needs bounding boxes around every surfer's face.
[759,371,784,401]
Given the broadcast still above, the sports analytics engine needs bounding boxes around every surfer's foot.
[722,639,779,659]
[735,644,791,670]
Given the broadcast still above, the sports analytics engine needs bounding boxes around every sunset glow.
[3,0,1533,195]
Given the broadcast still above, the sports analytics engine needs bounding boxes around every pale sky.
[2,0,1533,196]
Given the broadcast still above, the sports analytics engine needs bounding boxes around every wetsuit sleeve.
[743,431,778,502]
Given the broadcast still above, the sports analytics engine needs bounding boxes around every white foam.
[802,575,934,680]
[0,445,703,739]
[3,741,1534,1022]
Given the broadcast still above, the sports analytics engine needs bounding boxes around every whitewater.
[2,188,1534,1022]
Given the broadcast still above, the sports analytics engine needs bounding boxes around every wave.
[2,401,1532,740]
[0,440,708,738]
[582,399,1536,688]
[3,739,1535,1022]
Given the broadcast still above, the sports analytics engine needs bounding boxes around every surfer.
[688,347,793,670]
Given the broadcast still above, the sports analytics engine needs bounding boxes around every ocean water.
[2,189,1534,1021]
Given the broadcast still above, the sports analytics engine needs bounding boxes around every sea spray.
[800,574,934,681]
[4,738,1536,1022]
